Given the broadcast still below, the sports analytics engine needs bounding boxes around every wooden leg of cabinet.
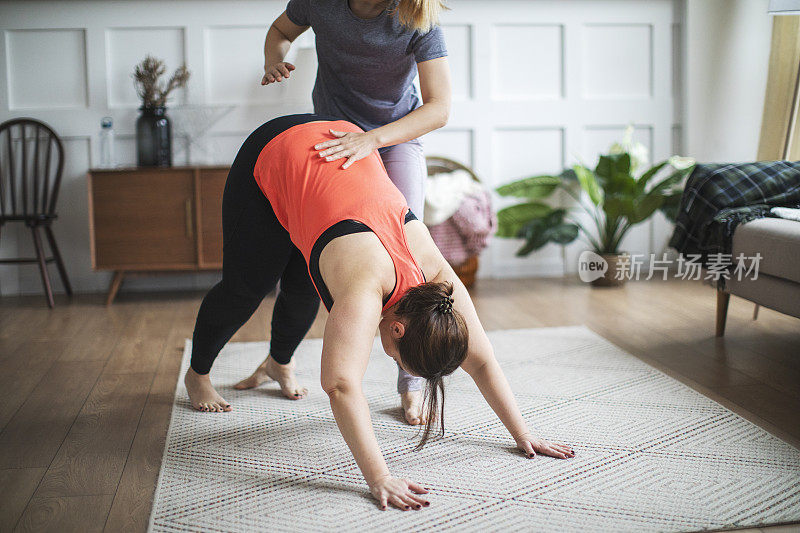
[106,271,125,306]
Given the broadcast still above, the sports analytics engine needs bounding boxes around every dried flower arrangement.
[133,55,191,108]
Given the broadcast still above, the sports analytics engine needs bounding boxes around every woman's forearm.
[369,100,449,149]
[327,388,391,486]
[264,23,292,66]
[469,359,530,439]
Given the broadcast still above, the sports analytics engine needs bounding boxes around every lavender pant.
[379,139,426,394]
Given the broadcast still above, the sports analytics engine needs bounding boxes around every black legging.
[190,113,339,374]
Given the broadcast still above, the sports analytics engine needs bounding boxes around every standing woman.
[237,0,452,425]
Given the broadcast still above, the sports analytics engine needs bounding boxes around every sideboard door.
[91,169,197,269]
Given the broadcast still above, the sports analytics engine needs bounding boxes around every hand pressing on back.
[262,62,295,85]
[314,129,380,169]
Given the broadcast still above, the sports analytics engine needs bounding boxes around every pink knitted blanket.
[427,190,496,266]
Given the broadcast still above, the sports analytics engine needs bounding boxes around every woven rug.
[148,326,800,532]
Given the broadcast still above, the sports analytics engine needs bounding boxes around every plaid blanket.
[668,160,800,265]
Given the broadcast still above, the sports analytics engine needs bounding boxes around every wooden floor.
[0,277,798,533]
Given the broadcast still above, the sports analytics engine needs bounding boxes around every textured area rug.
[149,326,800,532]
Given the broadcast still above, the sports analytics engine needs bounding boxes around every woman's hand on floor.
[262,61,295,84]
[315,130,379,169]
[514,432,575,459]
[369,475,430,511]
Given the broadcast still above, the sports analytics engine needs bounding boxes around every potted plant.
[132,55,190,167]
[495,126,696,286]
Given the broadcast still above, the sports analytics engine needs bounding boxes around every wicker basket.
[425,155,484,289]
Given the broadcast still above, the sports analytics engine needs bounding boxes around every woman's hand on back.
[369,475,430,511]
[315,130,380,169]
[514,432,575,459]
[262,61,295,84]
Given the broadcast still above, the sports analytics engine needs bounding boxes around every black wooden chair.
[0,118,72,307]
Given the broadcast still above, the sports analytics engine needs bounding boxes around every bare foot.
[234,355,308,400]
[401,390,427,425]
[184,368,231,412]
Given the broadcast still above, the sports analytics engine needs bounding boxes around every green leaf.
[629,194,664,224]
[602,195,634,221]
[636,160,668,192]
[604,193,664,225]
[495,175,561,199]
[648,165,694,196]
[596,153,636,196]
[550,223,580,244]
[517,230,551,256]
[515,218,549,255]
[595,153,631,180]
[495,202,552,238]
[513,213,579,256]
[543,207,567,225]
[573,165,603,206]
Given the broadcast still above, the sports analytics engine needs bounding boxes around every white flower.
[668,155,696,170]
[609,124,649,174]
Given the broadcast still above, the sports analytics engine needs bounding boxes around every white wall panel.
[582,24,652,99]
[422,129,473,167]
[441,24,472,100]
[106,27,186,107]
[672,124,682,156]
[6,29,87,109]
[493,128,564,186]
[581,125,653,168]
[492,24,563,100]
[205,133,252,165]
[205,26,279,105]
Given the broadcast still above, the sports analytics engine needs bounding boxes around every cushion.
[731,217,800,284]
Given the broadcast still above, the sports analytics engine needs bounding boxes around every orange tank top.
[253,120,426,312]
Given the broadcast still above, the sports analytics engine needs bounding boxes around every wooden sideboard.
[87,166,228,304]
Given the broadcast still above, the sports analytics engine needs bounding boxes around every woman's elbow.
[435,102,450,129]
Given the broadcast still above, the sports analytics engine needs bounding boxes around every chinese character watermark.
[577,252,762,282]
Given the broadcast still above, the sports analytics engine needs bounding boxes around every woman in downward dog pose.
[257,0,452,424]
[184,114,574,510]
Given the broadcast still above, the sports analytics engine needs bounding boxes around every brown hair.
[389,0,449,34]
[393,280,468,450]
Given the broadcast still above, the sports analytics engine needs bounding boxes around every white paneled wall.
[0,0,682,295]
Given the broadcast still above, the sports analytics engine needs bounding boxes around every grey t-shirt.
[285,0,448,137]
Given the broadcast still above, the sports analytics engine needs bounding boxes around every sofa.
[668,161,800,337]
[716,216,800,336]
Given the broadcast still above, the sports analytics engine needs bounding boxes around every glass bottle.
[135,106,172,167]
[99,116,115,168]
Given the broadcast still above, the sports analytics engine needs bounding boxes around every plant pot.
[590,252,630,287]
[136,106,172,167]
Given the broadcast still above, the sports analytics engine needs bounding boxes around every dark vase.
[136,106,171,167]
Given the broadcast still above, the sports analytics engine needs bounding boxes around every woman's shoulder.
[404,219,447,280]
